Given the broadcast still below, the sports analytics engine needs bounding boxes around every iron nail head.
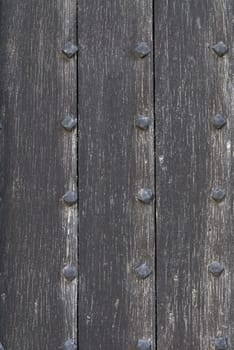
[215,337,228,350]
[62,42,78,58]
[134,42,151,58]
[211,188,225,202]
[137,339,151,350]
[212,41,228,57]
[64,339,77,350]
[63,191,78,206]
[135,263,152,279]
[208,261,224,277]
[137,188,154,204]
[136,115,151,130]
[61,115,77,131]
[211,114,226,129]
[63,264,77,282]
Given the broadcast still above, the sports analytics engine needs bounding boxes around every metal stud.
[208,261,224,277]
[137,339,151,350]
[0,343,4,350]
[215,337,228,350]
[211,114,226,129]
[136,115,151,130]
[64,339,77,350]
[63,264,77,282]
[135,263,152,279]
[61,115,77,131]
[62,42,78,58]
[212,41,228,57]
[63,191,77,206]
[137,189,154,204]
[211,188,225,202]
[134,42,151,58]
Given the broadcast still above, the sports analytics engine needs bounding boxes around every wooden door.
[0,1,233,350]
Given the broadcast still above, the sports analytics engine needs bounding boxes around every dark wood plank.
[0,2,77,349]
[78,1,155,349]
[155,1,233,349]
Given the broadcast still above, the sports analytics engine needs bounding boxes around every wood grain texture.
[78,1,155,349]
[155,1,233,349]
[0,1,77,349]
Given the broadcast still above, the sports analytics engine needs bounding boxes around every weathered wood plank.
[155,1,233,349]
[78,1,155,348]
[0,2,77,349]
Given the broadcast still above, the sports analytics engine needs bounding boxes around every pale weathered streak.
[61,120,78,339]
[59,1,77,344]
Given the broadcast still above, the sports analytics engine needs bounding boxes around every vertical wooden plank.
[78,1,155,349]
[205,2,233,349]
[155,1,233,349]
[0,1,77,349]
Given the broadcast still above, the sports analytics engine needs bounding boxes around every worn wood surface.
[78,0,155,349]
[155,1,233,349]
[0,1,77,349]
[0,1,232,349]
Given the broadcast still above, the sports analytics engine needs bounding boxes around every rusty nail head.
[136,115,151,130]
[134,42,151,58]
[137,189,154,204]
[137,339,151,350]
[63,265,77,282]
[63,191,78,206]
[215,337,228,350]
[135,263,152,279]
[208,261,224,277]
[212,41,228,57]
[61,115,77,131]
[64,339,77,350]
[62,42,78,58]
[211,114,226,129]
[211,188,225,202]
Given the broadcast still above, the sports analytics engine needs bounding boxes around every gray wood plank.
[0,2,77,349]
[155,1,233,349]
[78,1,155,349]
